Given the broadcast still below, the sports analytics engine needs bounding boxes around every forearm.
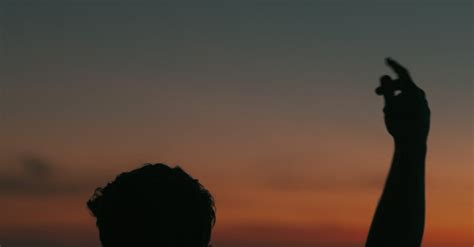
[366,141,427,247]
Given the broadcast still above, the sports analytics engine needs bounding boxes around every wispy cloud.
[0,154,82,196]
[242,153,385,192]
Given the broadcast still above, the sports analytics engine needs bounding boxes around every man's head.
[87,163,215,247]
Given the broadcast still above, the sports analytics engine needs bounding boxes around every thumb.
[376,75,396,102]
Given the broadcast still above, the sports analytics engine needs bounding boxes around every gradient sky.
[0,1,472,247]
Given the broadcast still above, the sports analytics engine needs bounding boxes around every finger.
[385,57,411,80]
[376,75,396,95]
[385,57,421,93]
[377,75,396,104]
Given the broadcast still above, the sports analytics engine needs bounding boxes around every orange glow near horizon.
[1,2,472,247]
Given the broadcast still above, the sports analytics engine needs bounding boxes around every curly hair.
[87,163,215,247]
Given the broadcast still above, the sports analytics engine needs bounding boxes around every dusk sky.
[0,1,472,247]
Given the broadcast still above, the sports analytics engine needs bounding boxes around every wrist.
[394,139,427,152]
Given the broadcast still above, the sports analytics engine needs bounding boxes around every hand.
[376,58,430,145]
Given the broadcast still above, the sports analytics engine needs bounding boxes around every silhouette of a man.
[87,58,429,247]
[87,164,215,247]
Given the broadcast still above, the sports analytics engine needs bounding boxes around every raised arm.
[366,58,430,247]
